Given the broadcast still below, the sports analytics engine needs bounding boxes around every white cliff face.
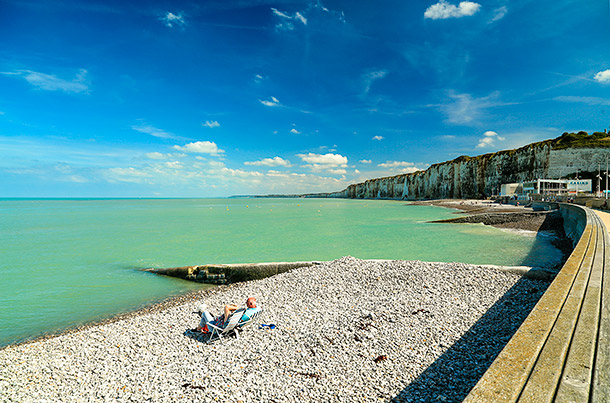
[324,143,608,200]
[548,148,610,179]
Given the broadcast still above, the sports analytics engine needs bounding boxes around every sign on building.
[567,180,592,193]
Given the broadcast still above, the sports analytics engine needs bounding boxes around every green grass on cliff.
[551,131,610,149]
[342,130,610,185]
[439,131,609,167]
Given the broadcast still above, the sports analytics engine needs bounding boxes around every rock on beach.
[0,257,547,402]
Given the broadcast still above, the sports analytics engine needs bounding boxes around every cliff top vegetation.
[434,130,609,168]
[551,131,610,150]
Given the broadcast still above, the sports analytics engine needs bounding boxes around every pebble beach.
[0,256,548,402]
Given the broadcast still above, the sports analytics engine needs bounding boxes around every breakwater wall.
[143,261,320,285]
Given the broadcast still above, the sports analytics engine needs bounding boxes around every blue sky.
[1,0,609,197]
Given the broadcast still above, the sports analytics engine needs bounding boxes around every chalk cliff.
[310,131,610,200]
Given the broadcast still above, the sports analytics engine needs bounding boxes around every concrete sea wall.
[558,203,587,247]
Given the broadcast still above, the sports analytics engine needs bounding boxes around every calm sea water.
[0,198,562,346]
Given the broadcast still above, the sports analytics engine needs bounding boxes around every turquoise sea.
[0,198,563,347]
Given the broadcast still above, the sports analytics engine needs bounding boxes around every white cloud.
[244,157,292,167]
[378,161,415,168]
[202,120,220,128]
[553,95,610,106]
[259,96,281,107]
[424,1,481,20]
[297,153,348,166]
[173,141,225,156]
[295,12,308,25]
[594,70,610,84]
[164,161,183,169]
[476,130,505,148]
[290,128,301,134]
[272,8,291,19]
[2,69,89,93]
[297,152,349,174]
[132,124,181,140]
[271,7,308,31]
[372,135,384,141]
[161,12,186,28]
[146,152,167,160]
[207,160,225,167]
[359,159,372,164]
[490,6,507,23]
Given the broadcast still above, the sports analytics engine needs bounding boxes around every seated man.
[194,297,260,333]
[240,297,261,324]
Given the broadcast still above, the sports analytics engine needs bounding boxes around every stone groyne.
[143,261,320,284]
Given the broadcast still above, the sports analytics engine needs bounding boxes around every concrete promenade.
[465,204,610,402]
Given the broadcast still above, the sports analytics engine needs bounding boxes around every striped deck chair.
[206,308,245,344]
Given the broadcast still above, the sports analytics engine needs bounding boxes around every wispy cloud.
[594,69,610,84]
[173,141,224,156]
[424,1,481,20]
[252,74,265,85]
[131,124,183,140]
[553,95,610,106]
[146,152,168,160]
[244,157,292,167]
[290,128,301,134]
[202,120,220,128]
[489,6,507,23]
[272,7,308,31]
[359,159,372,164]
[476,130,505,148]
[435,90,512,125]
[362,70,388,95]
[160,12,186,28]
[270,2,345,33]
[2,69,89,93]
[372,135,384,141]
[105,167,151,183]
[259,96,281,107]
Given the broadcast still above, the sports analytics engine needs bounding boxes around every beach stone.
[0,257,548,402]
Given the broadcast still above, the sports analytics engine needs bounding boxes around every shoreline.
[3,198,569,350]
[413,199,574,268]
[0,257,549,402]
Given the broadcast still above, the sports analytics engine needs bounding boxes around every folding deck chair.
[234,308,262,338]
[206,308,245,344]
